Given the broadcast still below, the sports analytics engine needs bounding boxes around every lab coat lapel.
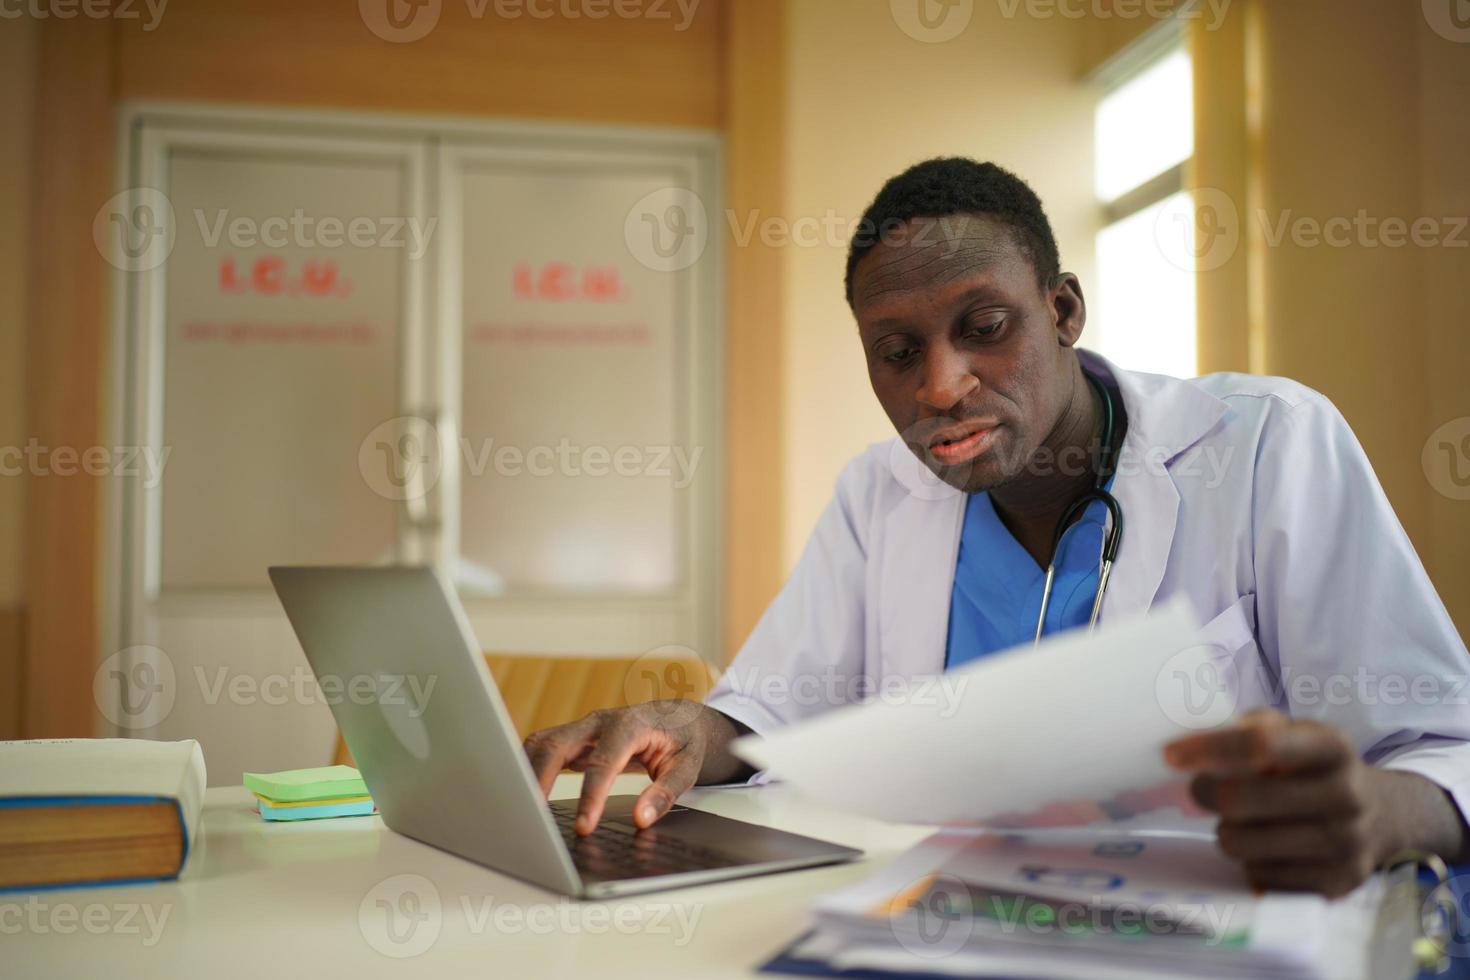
[877,462,966,679]
[1080,351,1228,624]
[1102,430,1181,622]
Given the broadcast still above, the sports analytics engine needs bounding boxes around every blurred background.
[0,0,1466,783]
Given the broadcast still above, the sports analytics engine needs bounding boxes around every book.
[0,738,206,891]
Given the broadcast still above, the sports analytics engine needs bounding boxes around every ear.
[1049,273,1086,347]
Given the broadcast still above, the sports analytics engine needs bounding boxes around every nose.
[914,343,978,412]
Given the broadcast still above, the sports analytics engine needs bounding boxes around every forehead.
[851,213,1035,320]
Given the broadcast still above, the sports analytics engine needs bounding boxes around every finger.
[1163,710,1285,773]
[522,714,601,798]
[575,721,654,835]
[1256,720,1354,773]
[1217,817,1369,864]
[1190,770,1363,821]
[1242,858,1374,899]
[559,745,597,771]
[1166,713,1349,775]
[633,750,703,829]
[523,717,599,797]
[564,751,645,774]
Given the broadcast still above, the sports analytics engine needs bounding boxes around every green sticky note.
[243,765,368,803]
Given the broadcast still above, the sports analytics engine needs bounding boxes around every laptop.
[268,565,861,898]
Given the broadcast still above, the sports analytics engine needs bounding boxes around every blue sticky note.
[258,798,376,822]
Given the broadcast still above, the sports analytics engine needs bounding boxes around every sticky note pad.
[258,797,376,822]
[250,791,372,809]
[243,765,368,803]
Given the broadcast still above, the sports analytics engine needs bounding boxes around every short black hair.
[844,158,1061,307]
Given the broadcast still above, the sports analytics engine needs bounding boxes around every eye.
[882,346,918,366]
[965,318,1004,339]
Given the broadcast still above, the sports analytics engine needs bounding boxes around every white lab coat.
[706,350,1470,819]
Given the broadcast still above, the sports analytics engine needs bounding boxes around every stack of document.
[243,765,375,822]
[777,824,1394,980]
[735,605,1412,980]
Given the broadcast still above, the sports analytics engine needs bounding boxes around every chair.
[332,651,721,767]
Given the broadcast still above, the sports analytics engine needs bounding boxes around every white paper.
[733,600,1234,827]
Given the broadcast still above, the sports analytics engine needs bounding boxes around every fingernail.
[638,804,656,824]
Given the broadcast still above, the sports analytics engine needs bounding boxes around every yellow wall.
[1254,1,1429,544]
[1419,0,1470,637]
[1194,0,1470,636]
[780,0,1101,564]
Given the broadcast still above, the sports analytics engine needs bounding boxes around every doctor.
[524,158,1470,896]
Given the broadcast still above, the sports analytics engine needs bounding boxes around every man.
[524,158,1470,897]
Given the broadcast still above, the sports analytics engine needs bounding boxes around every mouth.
[927,420,1001,466]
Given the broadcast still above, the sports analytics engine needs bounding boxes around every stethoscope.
[1032,371,1124,646]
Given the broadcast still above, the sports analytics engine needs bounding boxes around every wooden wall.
[0,13,37,740]
[721,0,787,656]
[0,609,22,740]
[114,0,725,126]
[25,18,114,737]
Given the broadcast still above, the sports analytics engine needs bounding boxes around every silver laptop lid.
[269,565,582,895]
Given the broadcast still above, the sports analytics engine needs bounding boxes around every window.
[1092,39,1198,379]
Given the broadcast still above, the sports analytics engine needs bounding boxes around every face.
[851,214,1086,493]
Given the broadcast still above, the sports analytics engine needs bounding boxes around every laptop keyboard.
[549,802,742,880]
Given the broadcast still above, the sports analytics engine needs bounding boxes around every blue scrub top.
[944,479,1115,669]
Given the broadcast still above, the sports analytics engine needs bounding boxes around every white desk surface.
[7,775,937,979]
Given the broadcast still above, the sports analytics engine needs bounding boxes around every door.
[105,106,722,782]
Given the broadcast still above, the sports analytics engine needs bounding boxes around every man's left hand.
[1164,708,1400,897]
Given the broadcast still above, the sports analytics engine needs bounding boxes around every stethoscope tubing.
[1033,371,1125,646]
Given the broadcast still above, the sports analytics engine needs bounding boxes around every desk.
[5,774,931,979]
[7,776,1467,980]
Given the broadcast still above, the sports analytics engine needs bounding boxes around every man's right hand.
[521,700,754,836]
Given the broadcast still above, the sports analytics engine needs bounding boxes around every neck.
[989,361,1107,564]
